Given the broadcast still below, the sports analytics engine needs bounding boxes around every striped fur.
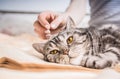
[33,19,120,69]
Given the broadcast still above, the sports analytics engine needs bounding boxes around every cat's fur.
[33,17,120,69]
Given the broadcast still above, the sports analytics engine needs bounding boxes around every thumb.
[50,16,64,29]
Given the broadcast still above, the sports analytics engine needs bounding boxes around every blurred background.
[0,0,90,36]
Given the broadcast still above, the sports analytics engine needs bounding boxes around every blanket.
[0,33,120,79]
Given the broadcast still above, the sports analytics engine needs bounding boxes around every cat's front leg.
[80,55,113,69]
[56,55,70,64]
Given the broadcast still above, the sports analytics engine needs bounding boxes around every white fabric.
[0,33,119,79]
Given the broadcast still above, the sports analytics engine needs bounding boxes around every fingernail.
[45,30,51,34]
[46,34,51,39]
[45,25,50,29]
[51,24,56,29]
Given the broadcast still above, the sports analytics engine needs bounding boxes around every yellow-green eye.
[50,50,59,54]
[67,36,73,44]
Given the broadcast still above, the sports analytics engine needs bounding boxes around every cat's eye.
[67,36,73,44]
[50,50,59,54]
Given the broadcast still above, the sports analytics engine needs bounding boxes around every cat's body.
[33,18,120,69]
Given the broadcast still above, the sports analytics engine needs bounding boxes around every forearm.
[65,0,87,25]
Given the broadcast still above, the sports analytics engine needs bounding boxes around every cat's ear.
[64,16,75,30]
[32,43,45,54]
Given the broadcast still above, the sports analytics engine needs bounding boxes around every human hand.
[33,11,69,39]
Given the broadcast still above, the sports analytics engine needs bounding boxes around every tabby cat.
[33,17,120,69]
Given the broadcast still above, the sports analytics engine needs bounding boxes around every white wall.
[0,0,70,12]
[0,0,90,13]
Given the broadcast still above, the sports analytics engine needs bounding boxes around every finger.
[50,16,63,29]
[50,13,55,21]
[33,20,44,31]
[45,33,51,39]
[33,21,47,39]
[38,14,50,29]
[34,29,47,39]
[45,30,51,34]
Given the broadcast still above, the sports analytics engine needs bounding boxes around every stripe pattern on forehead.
[48,40,57,47]
[48,33,67,48]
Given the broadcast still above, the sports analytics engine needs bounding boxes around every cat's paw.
[56,55,70,64]
[80,56,110,69]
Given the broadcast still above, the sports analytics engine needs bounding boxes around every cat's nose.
[63,49,68,55]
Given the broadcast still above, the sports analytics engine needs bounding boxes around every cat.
[33,17,120,69]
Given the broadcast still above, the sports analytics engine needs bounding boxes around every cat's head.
[33,17,90,65]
